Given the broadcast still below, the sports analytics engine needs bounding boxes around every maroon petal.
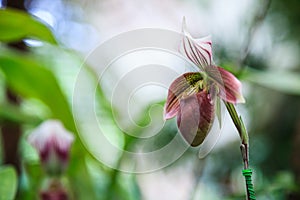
[164,72,203,120]
[40,179,69,200]
[205,66,245,104]
[177,91,215,147]
[180,18,213,70]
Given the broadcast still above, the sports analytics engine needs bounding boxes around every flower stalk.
[165,18,256,199]
[224,102,249,164]
[225,102,255,200]
[28,120,74,200]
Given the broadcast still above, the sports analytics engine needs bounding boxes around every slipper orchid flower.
[164,20,245,147]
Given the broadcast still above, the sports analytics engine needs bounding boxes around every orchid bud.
[40,178,69,200]
[28,120,74,176]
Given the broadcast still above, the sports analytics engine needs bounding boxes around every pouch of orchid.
[164,18,256,200]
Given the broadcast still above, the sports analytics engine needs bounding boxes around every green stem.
[225,102,256,200]
[225,103,249,168]
[225,102,248,145]
[105,135,135,200]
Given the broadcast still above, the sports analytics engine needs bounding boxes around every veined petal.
[205,65,245,104]
[164,72,203,120]
[177,91,215,147]
[180,18,213,70]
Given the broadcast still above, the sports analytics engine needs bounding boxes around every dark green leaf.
[0,8,57,44]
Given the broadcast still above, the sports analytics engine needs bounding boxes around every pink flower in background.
[40,179,69,200]
[164,19,245,147]
[28,120,74,176]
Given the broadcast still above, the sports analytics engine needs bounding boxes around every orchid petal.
[180,18,213,70]
[205,66,245,104]
[216,97,222,128]
[177,91,215,147]
[164,72,203,120]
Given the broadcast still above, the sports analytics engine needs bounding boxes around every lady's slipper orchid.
[164,20,245,147]
[28,120,74,176]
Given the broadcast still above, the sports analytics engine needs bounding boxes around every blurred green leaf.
[0,48,99,198]
[0,103,41,124]
[242,68,300,95]
[272,171,297,191]
[107,174,141,200]
[18,163,43,200]
[0,50,74,132]
[0,166,17,200]
[0,8,57,44]
[67,155,97,199]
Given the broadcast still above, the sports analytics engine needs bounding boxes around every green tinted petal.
[164,72,203,119]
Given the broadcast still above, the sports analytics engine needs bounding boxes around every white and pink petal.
[180,18,213,70]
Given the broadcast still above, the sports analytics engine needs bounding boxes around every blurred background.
[0,0,300,199]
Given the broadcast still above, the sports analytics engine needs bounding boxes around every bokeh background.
[0,0,300,199]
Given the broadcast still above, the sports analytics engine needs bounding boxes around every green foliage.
[242,68,300,96]
[85,157,141,200]
[0,48,99,198]
[0,102,41,124]
[67,155,98,200]
[0,8,57,44]
[0,49,74,132]
[0,166,17,200]
[18,163,43,200]
[0,1,300,199]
